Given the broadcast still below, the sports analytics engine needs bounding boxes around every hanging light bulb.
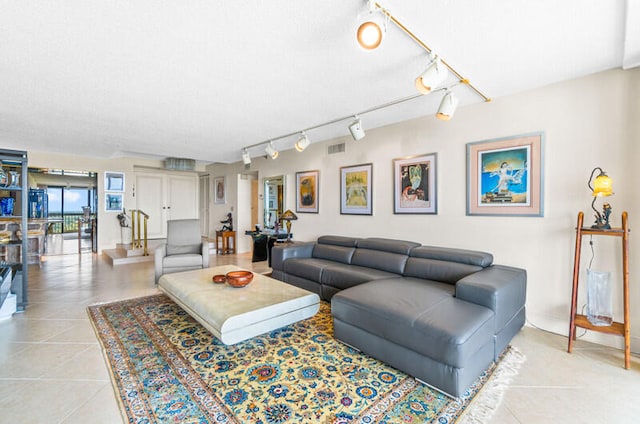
[294,132,310,152]
[436,90,459,121]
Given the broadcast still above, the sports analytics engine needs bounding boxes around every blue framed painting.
[466,133,544,216]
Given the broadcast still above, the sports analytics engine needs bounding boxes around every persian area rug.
[88,294,524,424]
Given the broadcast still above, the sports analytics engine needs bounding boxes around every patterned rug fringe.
[458,347,526,423]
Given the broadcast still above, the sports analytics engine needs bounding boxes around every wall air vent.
[165,157,195,171]
[328,142,346,154]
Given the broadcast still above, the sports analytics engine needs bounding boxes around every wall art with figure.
[393,153,437,214]
[467,133,544,216]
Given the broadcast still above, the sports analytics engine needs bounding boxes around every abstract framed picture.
[466,132,544,216]
[393,153,437,214]
[105,193,123,212]
[340,163,373,215]
[296,170,319,213]
[214,176,226,204]
[105,171,124,192]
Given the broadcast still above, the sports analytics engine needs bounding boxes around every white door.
[135,171,199,239]
[135,172,166,239]
[168,174,198,220]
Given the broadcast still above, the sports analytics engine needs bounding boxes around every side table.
[216,230,236,255]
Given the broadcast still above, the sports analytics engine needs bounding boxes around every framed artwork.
[105,193,123,212]
[340,163,373,215]
[296,170,319,213]
[105,171,124,192]
[466,132,544,216]
[214,176,226,204]
[393,153,437,214]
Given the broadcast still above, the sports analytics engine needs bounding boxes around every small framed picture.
[393,153,437,214]
[296,170,319,213]
[105,172,124,192]
[466,132,544,216]
[340,163,373,215]
[214,176,226,204]
[105,193,123,212]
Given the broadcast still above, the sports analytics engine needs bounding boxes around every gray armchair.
[154,219,210,283]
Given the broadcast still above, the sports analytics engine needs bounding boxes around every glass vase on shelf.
[586,268,614,326]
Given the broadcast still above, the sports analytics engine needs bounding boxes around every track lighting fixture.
[265,142,279,160]
[242,149,251,165]
[436,90,459,121]
[356,0,387,50]
[294,132,310,152]
[415,55,448,95]
[348,117,365,141]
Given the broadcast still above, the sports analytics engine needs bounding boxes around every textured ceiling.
[0,1,637,164]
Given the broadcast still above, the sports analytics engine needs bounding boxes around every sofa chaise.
[271,235,526,397]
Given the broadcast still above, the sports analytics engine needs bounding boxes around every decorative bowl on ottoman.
[212,274,226,284]
[226,271,254,287]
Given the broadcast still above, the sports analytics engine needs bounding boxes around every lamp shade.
[294,134,310,152]
[415,58,448,94]
[280,209,298,221]
[348,118,365,141]
[357,20,383,50]
[265,142,279,160]
[242,149,251,165]
[592,172,613,197]
[436,91,459,121]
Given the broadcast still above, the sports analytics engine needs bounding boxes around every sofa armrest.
[271,242,315,271]
[154,243,167,283]
[456,265,526,331]
[201,242,210,268]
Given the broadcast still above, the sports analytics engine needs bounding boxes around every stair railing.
[129,209,150,256]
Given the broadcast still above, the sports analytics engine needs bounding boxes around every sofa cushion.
[332,278,495,368]
[357,238,421,255]
[409,246,493,267]
[404,257,483,284]
[163,254,205,268]
[312,244,356,264]
[321,264,401,289]
[283,257,337,282]
[317,235,360,247]
[351,249,409,275]
[167,243,202,255]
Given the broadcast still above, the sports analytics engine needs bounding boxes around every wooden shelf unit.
[567,211,630,369]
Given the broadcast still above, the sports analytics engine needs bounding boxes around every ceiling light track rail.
[374,2,490,103]
[241,92,424,154]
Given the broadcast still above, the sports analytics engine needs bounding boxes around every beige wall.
[206,68,640,351]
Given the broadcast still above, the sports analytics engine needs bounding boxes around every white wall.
[206,68,640,351]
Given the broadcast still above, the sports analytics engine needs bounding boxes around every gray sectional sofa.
[271,235,526,397]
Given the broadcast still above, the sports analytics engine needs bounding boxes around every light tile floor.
[0,252,638,423]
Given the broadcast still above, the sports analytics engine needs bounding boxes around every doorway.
[28,168,98,255]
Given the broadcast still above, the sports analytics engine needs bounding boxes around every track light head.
[436,90,459,121]
[356,0,386,50]
[294,133,310,152]
[348,117,365,141]
[265,142,279,159]
[242,149,251,165]
[415,56,448,95]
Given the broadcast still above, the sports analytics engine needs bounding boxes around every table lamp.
[280,209,298,242]
[588,167,613,229]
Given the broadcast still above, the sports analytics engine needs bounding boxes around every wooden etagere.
[567,211,630,369]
